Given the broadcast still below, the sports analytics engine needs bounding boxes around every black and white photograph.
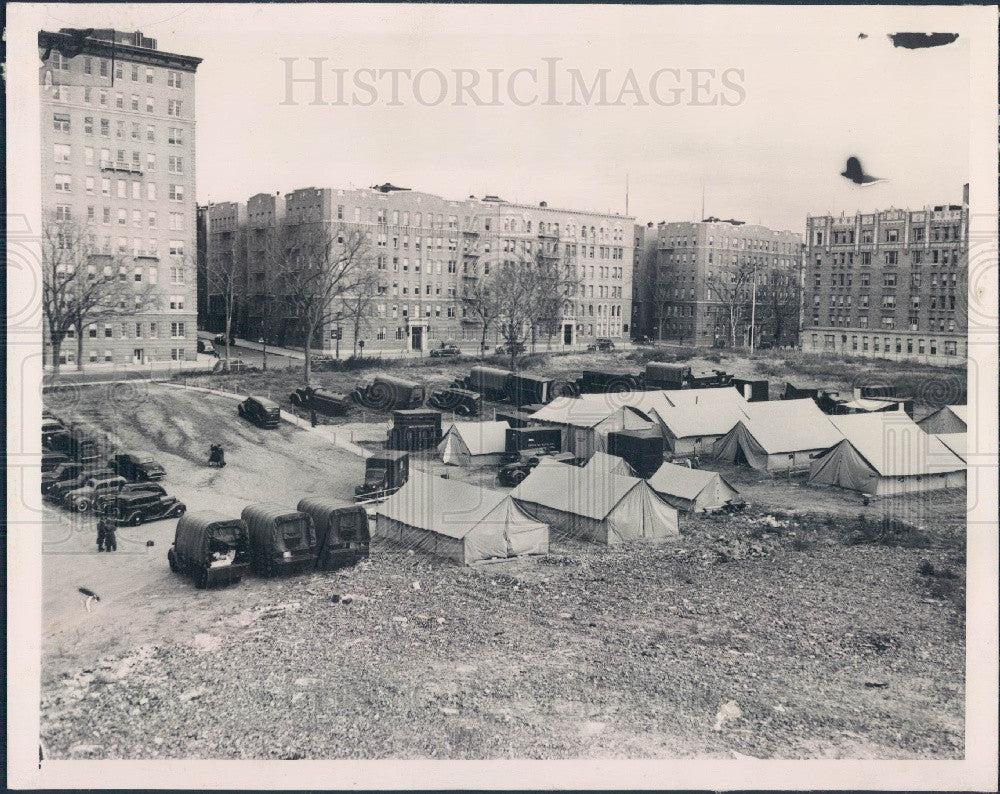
[6,2,998,789]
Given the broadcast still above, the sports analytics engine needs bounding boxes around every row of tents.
[375,451,699,564]
[436,390,968,498]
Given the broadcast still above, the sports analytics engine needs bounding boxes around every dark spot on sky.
[888,32,960,49]
[841,157,885,186]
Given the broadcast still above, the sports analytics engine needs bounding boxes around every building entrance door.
[410,325,423,351]
[133,348,144,364]
[563,323,574,346]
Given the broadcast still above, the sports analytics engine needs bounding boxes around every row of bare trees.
[41,215,159,378]
[459,244,581,370]
[703,261,800,348]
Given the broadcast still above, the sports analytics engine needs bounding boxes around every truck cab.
[354,451,409,502]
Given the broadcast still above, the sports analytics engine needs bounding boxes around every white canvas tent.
[619,388,749,455]
[917,405,967,434]
[529,395,654,458]
[375,469,549,564]
[582,450,636,477]
[713,399,844,474]
[933,433,967,463]
[438,420,510,466]
[647,462,740,513]
[808,413,966,496]
[511,459,679,545]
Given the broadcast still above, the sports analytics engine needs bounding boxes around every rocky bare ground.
[42,510,965,760]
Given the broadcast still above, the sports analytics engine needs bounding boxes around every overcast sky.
[33,4,976,232]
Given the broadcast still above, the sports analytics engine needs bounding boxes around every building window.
[169,295,185,311]
[53,113,70,133]
[168,156,183,173]
[170,322,186,339]
[169,184,184,202]
[167,71,183,88]
[54,174,71,192]
[168,127,183,145]
[147,183,157,201]
[167,99,182,117]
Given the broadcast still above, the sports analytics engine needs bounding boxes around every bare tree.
[758,269,800,348]
[266,221,373,384]
[704,259,756,347]
[41,215,159,376]
[460,251,503,357]
[339,266,380,358]
[207,249,245,371]
[530,243,581,350]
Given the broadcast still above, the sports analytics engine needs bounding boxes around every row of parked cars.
[41,410,185,525]
[168,499,370,589]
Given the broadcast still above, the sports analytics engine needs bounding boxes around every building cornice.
[39,30,202,72]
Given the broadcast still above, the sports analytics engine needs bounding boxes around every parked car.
[214,358,249,374]
[238,396,281,428]
[497,454,549,487]
[94,481,167,514]
[495,341,527,355]
[168,511,251,588]
[108,451,166,482]
[586,337,615,352]
[42,461,107,495]
[289,386,349,416]
[429,343,461,358]
[197,339,219,357]
[632,335,653,345]
[41,451,71,473]
[42,419,67,447]
[103,489,186,526]
[310,355,337,372]
[62,473,129,513]
[213,333,236,345]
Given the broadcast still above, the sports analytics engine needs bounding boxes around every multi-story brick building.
[651,219,803,347]
[200,185,634,354]
[630,222,659,339]
[801,189,969,365]
[40,28,200,366]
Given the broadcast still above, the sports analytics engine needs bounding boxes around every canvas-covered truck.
[296,497,370,570]
[289,386,350,416]
[575,369,642,395]
[241,503,318,577]
[427,387,481,416]
[168,511,251,588]
[452,366,569,406]
[643,362,734,391]
[354,451,409,502]
[351,374,425,411]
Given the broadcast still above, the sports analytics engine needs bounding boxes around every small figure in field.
[208,443,226,468]
[310,410,318,428]
[97,518,117,552]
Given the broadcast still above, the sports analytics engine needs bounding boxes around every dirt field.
[40,381,966,760]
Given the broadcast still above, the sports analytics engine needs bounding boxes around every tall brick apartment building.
[40,29,201,366]
[200,185,634,354]
[651,219,803,347]
[801,188,969,365]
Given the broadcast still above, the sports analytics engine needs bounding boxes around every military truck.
[574,369,642,395]
[351,374,425,411]
[296,497,370,570]
[427,387,481,416]
[241,503,318,577]
[643,362,733,391]
[289,385,350,416]
[452,366,567,406]
[354,451,409,502]
[387,409,443,451]
[168,511,251,588]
